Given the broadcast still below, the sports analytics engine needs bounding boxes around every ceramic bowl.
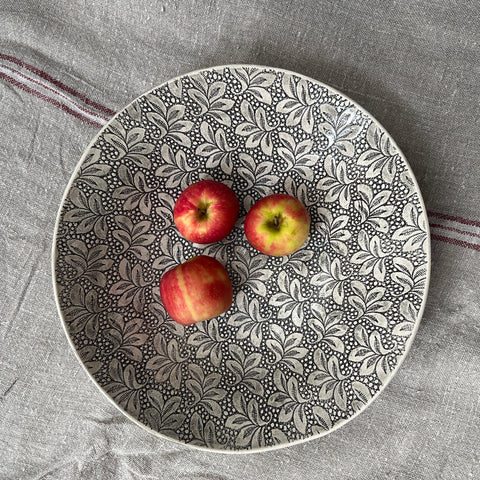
[53,65,430,452]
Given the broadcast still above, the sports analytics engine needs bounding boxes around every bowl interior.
[53,65,430,452]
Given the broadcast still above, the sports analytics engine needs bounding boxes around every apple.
[244,193,310,256]
[173,180,239,244]
[160,255,233,325]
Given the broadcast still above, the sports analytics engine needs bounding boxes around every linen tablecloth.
[1,1,479,478]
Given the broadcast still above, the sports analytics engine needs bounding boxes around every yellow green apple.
[244,193,310,256]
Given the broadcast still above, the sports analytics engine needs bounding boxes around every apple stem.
[267,214,283,231]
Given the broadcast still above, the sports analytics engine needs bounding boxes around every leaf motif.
[293,406,308,434]
[167,78,183,98]
[260,134,273,156]
[67,239,89,258]
[400,299,418,322]
[351,380,372,404]
[250,86,272,104]
[225,413,250,432]
[392,321,414,336]
[188,88,209,114]
[363,312,388,329]
[125,100,142,121]
[271,428,289,445]
[240,99,255,123]
[391,271,413,294]
[336,140,355,158]
[376,356,394,384]
[312,405,332,431]
[334,382,348,411]
[349,346,373,363]
[243,379,264,396]
[286,108,304,128]
[393,226,420,243]
[281,73,297,98]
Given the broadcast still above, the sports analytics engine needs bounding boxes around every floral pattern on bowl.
[53,65,430,452]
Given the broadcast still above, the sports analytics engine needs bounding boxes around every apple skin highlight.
[174,180,239,244]
[244,194,310,256]
[160,255,233,325]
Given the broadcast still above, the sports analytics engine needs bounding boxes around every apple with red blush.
[173,180,239,244]
[244,193,310,256]
[160,255,233,325]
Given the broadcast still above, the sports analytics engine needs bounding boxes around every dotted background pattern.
[54,66,429,451]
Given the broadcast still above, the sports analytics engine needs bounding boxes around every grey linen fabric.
[1,0,479,478]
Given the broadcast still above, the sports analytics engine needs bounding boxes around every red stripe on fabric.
[0,72,104,128]
[429,223,480,239]
[0,53,116,116]
[431,233,480,251]
[428,211,480,228]
[2,65,109,122]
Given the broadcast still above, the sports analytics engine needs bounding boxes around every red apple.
[244,194,310,256]
[160,255,233,325]
[173,180,239,244]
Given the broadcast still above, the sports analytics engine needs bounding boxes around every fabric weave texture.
[1,1,479,478]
